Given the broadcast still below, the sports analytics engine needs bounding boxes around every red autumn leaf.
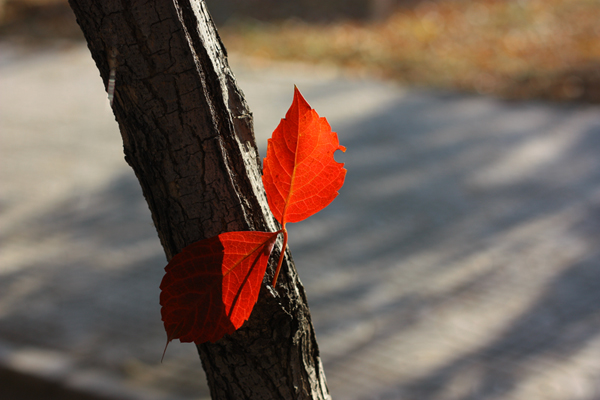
[262,86,346,226]
[159,86,347,350]
[160,231,277,345]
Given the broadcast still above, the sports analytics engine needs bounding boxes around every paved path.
[1,41,600,400]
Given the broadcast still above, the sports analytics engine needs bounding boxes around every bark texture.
[67,1,330,399]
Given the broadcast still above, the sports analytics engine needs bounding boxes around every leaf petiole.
[271,228,288,287]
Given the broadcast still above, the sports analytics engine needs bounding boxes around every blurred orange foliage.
[220,0,600,102]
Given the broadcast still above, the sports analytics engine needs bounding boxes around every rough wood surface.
[67,1,330,399]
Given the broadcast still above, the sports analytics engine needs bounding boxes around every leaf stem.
[271,228,288,287]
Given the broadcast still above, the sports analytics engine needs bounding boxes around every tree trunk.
[67,1,330,399]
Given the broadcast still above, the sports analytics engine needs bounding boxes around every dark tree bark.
[67,1,330,399]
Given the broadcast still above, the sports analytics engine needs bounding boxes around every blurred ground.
[2,2,600,400]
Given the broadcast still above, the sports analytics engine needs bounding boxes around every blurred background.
[1,0,600,399]
[2,0,599,102]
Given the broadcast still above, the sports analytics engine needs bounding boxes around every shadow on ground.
[2,47,600,399]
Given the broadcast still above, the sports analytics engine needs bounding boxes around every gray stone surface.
[1,41,600,400]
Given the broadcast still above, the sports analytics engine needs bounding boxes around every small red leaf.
[262,86,346,226]
[160,231,278,345]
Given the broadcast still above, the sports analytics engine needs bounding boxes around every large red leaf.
[262,86,346,226]
[160,231,278,345]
